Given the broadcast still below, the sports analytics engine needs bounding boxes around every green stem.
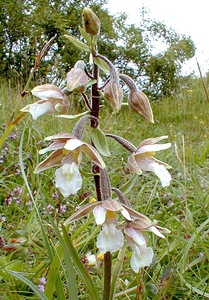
[103,252,112,300]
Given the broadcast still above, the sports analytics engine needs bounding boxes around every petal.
[127,153,142,174]
[96,223,124,254]
[125,227,146,246]
[130,246,153,273]
[93,205,107,225]
[120,207,133,221]
[64,138,84,150]
[45,133,75,141]
[31,84,64,100]
[39,141,66,154]
[136,143,171,154]
[21,101,54,120]
[34,149,64,173]
[148,225,166,238]
[55,162,82,197]
[80,143,106,169]
[137,136,169,148]
[138,159,172,187]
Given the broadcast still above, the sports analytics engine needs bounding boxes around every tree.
[0,0,195,98]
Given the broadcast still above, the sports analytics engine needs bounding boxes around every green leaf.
[56,111,89,119]
[112,174,138,199]
[19,125,53,261]
[91,127,111,157]
[44,244,63,299]
[94,57,110,74]
[62,224,99,300]
[110,243,126,300]
[46,214,79,300]
[79,26,92,44]
[9,271,48,300]
[64,34,90,52]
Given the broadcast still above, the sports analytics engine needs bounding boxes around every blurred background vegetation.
[0,0,196,99]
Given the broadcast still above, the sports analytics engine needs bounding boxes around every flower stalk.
[18,7,172,299]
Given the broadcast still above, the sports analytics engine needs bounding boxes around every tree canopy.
[0,0,195,98]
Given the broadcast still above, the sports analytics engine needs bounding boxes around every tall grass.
[1,77,209,299]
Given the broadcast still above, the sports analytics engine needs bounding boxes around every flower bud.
[67,60,88,93]
[104,79,123,113]
[120,74,154,123]
[82,8,100,36]
[129,90,154,123]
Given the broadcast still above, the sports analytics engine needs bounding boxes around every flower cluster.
[65,198,170,273]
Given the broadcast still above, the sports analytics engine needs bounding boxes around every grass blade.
[9,271,48,300]
[62,224,99,300]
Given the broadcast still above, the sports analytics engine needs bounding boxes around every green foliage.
[0,0,195,98]
[1,74,209,299]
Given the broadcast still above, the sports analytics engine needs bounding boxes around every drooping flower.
[34,133,105,197]
[21,84,69,120]
[123,205,170,273]
[67,61,89,93]
[65,198,132,253]
[34,133,105,173]
[125,226,154,272]
[127,136,172,187]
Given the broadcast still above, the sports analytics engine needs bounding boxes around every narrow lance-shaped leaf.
[79,25,92,44]
[64,34,90,52]
[91,127,111,156]
[94,57,110,74]
[62,224,99,300]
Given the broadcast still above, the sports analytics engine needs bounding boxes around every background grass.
[1,77,209,299]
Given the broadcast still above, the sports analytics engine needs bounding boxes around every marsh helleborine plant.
[21,7,172,300]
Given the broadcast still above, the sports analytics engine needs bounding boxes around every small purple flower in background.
[39,277,47,285]
[37,277,47,292]
[37,285,45,292]
[4,187,22,206]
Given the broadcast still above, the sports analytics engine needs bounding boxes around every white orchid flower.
[128,136,172,187]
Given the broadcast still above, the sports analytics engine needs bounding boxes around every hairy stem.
[90,59,112,299]
[91,63,100,128]
[103,252,112,300]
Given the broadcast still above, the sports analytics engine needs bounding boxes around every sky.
[105,0,209,75]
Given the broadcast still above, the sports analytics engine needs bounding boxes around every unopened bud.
[82,8,100,36]
[104,79,123,113]
[67,60,88,93]
[120,74,154,123]
[129,90,154,123]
